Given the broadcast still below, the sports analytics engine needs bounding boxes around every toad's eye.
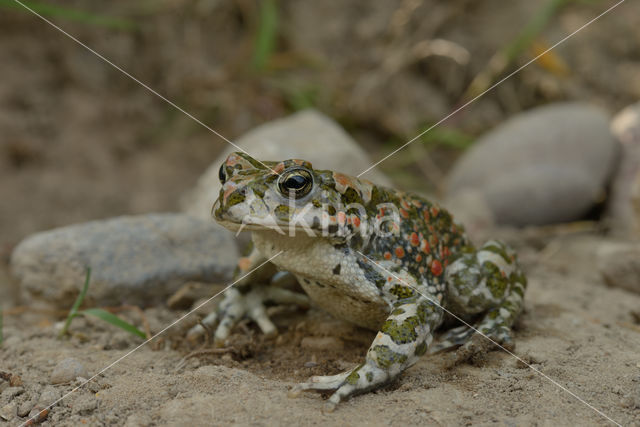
[218,164,227,184]
[277,168,313,198]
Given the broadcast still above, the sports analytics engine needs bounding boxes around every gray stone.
[1,387,23,400]
[10,213,237,308]
[446,103,619,226]
[0,402,16,421]
[36,386,60,408]
[607,102,640,236]
[71,394,97,415]
[50,358,89,385]
[181,109,393,220]
[597,241,640,294]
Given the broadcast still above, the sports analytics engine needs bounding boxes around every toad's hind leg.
[291,290,443,411]
[434,240,527,355]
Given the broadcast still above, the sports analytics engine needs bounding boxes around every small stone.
[597,241,640,294]
[304,361,318,368]
[300,336,343,351]
[10,213,238,308]
[37,386,61,408]
[71,394,97,415]
[446,103,618,226]
[1,387,24,400]
[27,407,49,424]
[17,399,36,417]
[51,358,89,384]
[0,402,16,421]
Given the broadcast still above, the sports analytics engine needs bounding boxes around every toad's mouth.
[215,218,326,236]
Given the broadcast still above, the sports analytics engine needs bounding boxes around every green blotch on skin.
[226,191,246,207]
[366,371,374,382]
[342,187,361,204]
[346,370,360,385]
[381,316,420,344]
[274,205,290,221]
[389,285,415,299]
[482,243,512,264]
[391,308,405,316]
[327,205,337,215]
[483,261,508,298]
[415,341,428,356]
[372,345,408,369]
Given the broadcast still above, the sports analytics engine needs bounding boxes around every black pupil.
[284,174,307,190]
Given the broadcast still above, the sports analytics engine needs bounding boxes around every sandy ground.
[1,231,639,426]
[2,1,640,425]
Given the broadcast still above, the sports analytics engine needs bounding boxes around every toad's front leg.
[291,293,443,411]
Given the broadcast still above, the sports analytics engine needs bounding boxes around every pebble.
[10,213,238,308]
[71,394,97,415]
[1,387,24,400]
[181,109,393,220]
[37,386,61,408]
[50,358,89,385]
[597,241,640,294]
[0,402,16,421]
[607,102,640,236]
[446,103,618,226]
[17,398,36,417]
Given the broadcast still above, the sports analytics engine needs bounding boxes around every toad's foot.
[187,286,309,345]
[288,363,389,413]
[432,321,515,365]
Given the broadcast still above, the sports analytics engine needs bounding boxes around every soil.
[1,1,640,426]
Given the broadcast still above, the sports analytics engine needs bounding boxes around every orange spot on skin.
[431,260,443,276]
[416,254,423,263]
[430,206,439,218]
[384,252,392,260]
[410,232,420,246]
[412,200,422,208]
[238,257,251,271]
[273,163,286,174]
[387,277,393,282]
[421,240,431,254]
[419,266,425,274]
[337,212,347,226]
[400,208,409,219]
[442,246,451,258]
[395,247,405,258]
[401,200,411,210]
[423,210,430,222]
[353,217,361,227]
[333,172,352,193]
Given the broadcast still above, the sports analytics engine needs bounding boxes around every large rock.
[607,102,640,237]
[10,214,237,308]
[445,103,619,226]
[181,109,393,219]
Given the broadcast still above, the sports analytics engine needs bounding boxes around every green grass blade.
[58,267,91,338]
[251,0,278,71]
[80,308,146,339]
[0,0,136,30]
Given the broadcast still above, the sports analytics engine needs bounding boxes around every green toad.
[189,152,527,411]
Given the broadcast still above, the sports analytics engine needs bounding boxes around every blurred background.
[1,0,639,250]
